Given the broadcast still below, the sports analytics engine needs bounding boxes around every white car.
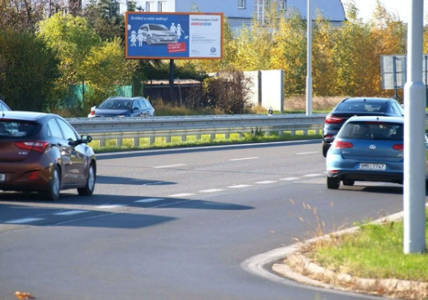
[139,24,177,45]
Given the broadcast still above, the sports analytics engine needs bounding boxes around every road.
[0,140,408,300]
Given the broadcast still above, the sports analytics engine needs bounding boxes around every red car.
[0,111,96,201]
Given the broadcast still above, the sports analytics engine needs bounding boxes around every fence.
[68,114,326,147]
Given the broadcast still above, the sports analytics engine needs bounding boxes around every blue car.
[326,116,415,189]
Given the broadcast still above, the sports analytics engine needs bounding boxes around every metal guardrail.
[67,114,326,146]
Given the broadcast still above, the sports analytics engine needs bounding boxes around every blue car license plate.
[358,163,386,171]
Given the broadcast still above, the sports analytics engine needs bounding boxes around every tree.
[0,28,60,111]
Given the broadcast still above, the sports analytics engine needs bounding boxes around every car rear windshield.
[98,100,132,109]
[0,121,41,138]
[335,102,386,113]
[339,122,403,140]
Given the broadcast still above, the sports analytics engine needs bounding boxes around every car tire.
[147,36,152,45]
[45,165,61,201]
[322,143,329,157]
[78,163,96,196]
[343,179,355,186]
[327,176,340,189]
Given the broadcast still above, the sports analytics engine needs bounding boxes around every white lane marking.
[153,164,186,169]
[255,181,278,184]
[228,185,252,189]
[296,151,318,155]
[280,177,300,181]
[303,174,323,177]
[97,204,127,209]
[135,198,164,203]
[230,157,259,161]
[6,218,44,224]
[168,193,195,197]
[54,210,89,216]
[199,189,224,193]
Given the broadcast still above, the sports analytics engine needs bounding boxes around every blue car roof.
[346,116,404,123]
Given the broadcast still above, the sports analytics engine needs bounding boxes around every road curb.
[242,209,428,299]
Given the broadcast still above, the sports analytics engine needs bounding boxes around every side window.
[57,118,78,141]
[139,100,147,108]
[144,99,152,108]
[48,118,63,139]
[132,100,141,109]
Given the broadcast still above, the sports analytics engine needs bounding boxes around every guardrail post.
[117,138,122,147]
[134,137,139,147]
[238,132,243,139]
[181,135,186,142]
[265,131,271,137]
[196,134,201,140]
[225,133,230,140]
[166,136,171,143]
[149,137,155,145]
[210,133,215,140]
[278,131,284,136]
[99,139,106,147]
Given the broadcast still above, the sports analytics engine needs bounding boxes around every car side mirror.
[133,107,138,111]
[81,135,92,144]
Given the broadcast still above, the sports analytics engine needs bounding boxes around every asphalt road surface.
[0,140,411,300]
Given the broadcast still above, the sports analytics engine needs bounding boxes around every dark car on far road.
[322,97,404,157]
[88,97,155,118]
[0,111,96,201]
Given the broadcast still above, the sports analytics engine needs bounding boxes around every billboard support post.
[170,59,175,104]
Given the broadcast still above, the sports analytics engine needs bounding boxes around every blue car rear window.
[339,122,403,140]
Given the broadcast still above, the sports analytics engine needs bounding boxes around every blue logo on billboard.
[210,47,216,53]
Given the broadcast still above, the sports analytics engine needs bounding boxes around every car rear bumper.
[0,163,52,192]
[327,170,403,184]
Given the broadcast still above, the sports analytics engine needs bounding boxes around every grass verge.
[305,211,428,282]
[90,132,322,153]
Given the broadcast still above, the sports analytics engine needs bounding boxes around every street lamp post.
[306,0,313,116]
[403,0,426,254]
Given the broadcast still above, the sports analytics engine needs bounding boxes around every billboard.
[125,12,223,60]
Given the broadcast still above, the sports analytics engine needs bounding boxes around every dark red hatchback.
[0,111,96,201]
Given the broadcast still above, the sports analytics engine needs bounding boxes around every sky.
[346,0,425,23]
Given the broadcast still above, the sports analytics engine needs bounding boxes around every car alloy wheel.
[46,165,61,201]
[78,163,96,196]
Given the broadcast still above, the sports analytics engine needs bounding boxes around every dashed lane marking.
[168,193,195,198]
[134,198,164,203]
[230,157,259,161]
[54,210,89,216]
[97,204,127,209]
[153,164,186,169]
[303,174,323,177]
[279,177,300,181]
[5,218,44,224]
[255,181,278,184]
[296,151,318,155]
[199,189,225,193]
[228,185,252,189]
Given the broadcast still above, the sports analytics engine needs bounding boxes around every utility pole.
[403,0,426,254]
[306,0,313,116]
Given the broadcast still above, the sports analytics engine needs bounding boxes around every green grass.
[89,131,322,153]
[308,213,428,281]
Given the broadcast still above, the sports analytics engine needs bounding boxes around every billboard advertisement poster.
[125,12,223,60]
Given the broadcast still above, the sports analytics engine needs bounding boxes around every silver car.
[139,24,177,45]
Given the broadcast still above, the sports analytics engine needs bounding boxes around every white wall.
[261,70,283,112]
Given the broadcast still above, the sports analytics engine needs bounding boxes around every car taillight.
[90,110,95,116]
[15,141,49,153]
[393,144,403,151]
[28,170,40,180]
[332,141,354,149]
[325,114,344,124]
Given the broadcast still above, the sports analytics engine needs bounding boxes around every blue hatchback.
[326,116,414,189]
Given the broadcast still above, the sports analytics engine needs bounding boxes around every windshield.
[98,99,132,110]
[0,121,41,138]
[149,24,168,31]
